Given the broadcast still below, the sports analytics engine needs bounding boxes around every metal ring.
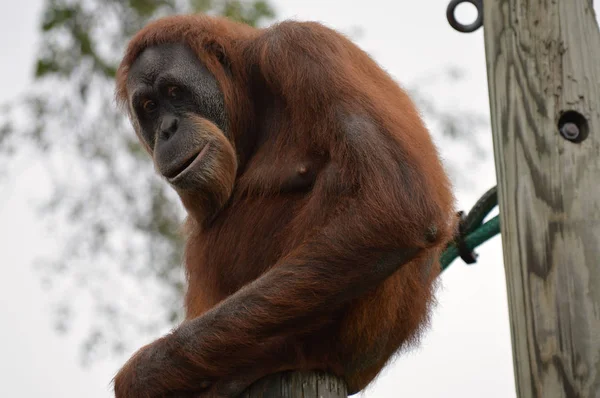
[447,0,483,33]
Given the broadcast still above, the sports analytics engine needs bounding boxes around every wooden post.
[483,0,600,396]
[240,371,347,398]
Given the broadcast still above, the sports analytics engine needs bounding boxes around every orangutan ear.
[205,40,231,72]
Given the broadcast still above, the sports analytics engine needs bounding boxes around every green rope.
[440,215,500,271]
[439,186,501,271]
[460,186,498,233]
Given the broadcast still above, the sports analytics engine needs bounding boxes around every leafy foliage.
[1,0,275,365]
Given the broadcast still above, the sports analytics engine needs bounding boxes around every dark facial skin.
[127,43,230,185]
[126,43,238,220]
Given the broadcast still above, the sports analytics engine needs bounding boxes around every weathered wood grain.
[240,371,347,398]
[483,0,600,396]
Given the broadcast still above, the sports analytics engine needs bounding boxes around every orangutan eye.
[142,99,157,113]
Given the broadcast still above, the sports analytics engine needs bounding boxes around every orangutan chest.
[199,195,307,295]
[186,147,330,303]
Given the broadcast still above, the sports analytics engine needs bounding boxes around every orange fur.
[114,14,455,397]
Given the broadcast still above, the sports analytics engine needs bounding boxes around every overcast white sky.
[2,1,595,397]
